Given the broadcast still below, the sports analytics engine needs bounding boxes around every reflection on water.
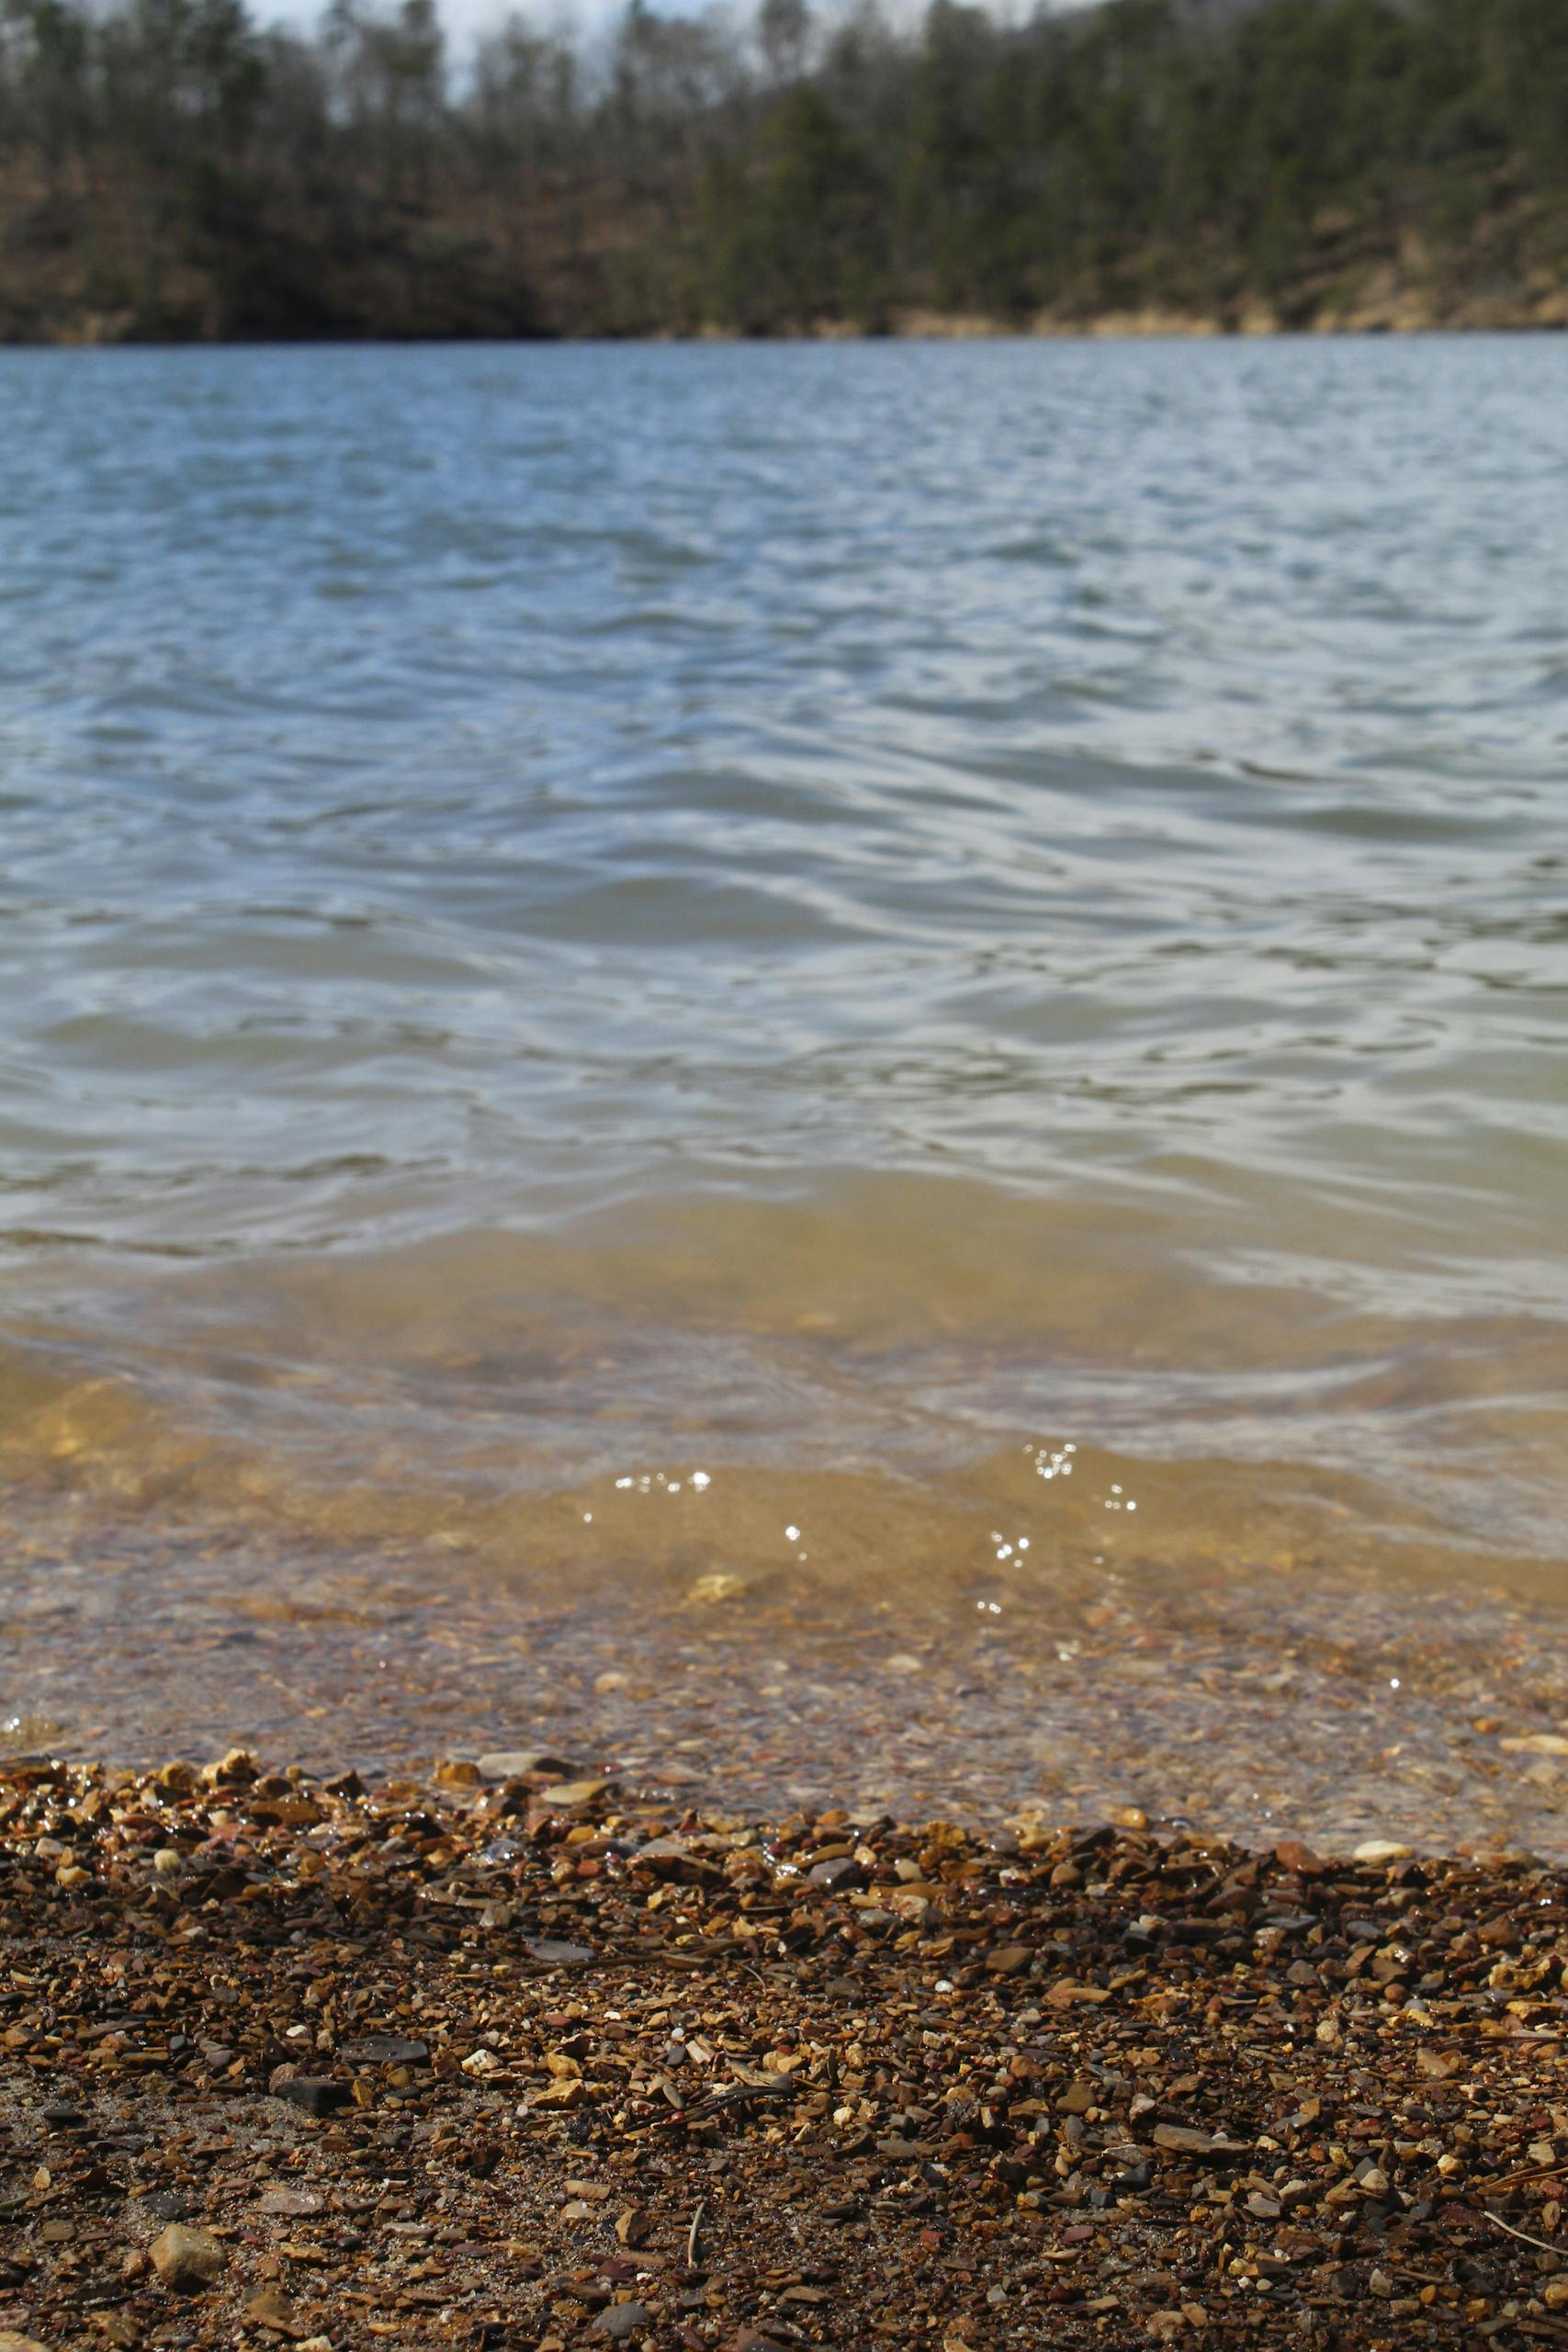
[1,1181,1564,1590]
[0,334,1566,1807]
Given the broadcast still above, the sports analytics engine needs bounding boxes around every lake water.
[3,335,1566,1841]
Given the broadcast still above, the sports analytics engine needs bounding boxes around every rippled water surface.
[2,335,1567,1811]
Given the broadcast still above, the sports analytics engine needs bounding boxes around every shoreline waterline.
[5,1465,1568,1858]
[12,308,1568,351]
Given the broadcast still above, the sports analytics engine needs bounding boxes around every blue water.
[1,334,1565,1581]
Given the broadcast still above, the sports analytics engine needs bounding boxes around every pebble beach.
[5,1749,1568,2351]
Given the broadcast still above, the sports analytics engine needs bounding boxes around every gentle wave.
[0,334,1564,1611]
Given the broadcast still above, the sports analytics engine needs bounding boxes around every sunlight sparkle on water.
[1031,1442,1077,1483]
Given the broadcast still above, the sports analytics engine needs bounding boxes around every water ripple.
[0,335,1564,1562]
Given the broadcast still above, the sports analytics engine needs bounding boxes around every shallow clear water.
[2,334,1567,1790]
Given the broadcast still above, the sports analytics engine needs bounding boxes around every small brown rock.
[149,2222,227,2291]
[246,2286,306,2338]
[1153,2125,1219,2155]
[533,2077,588,2109]
[538,1778,613,1807]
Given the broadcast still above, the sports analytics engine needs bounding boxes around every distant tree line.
[1,0,1566,339]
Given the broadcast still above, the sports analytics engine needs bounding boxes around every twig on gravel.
[1479,2208,1564,2258]
[1481,2160,1566,2193]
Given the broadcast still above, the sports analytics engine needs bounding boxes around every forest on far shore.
[2,0,1567,342]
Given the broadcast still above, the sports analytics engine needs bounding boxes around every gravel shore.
[3,1751,1567,2349]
